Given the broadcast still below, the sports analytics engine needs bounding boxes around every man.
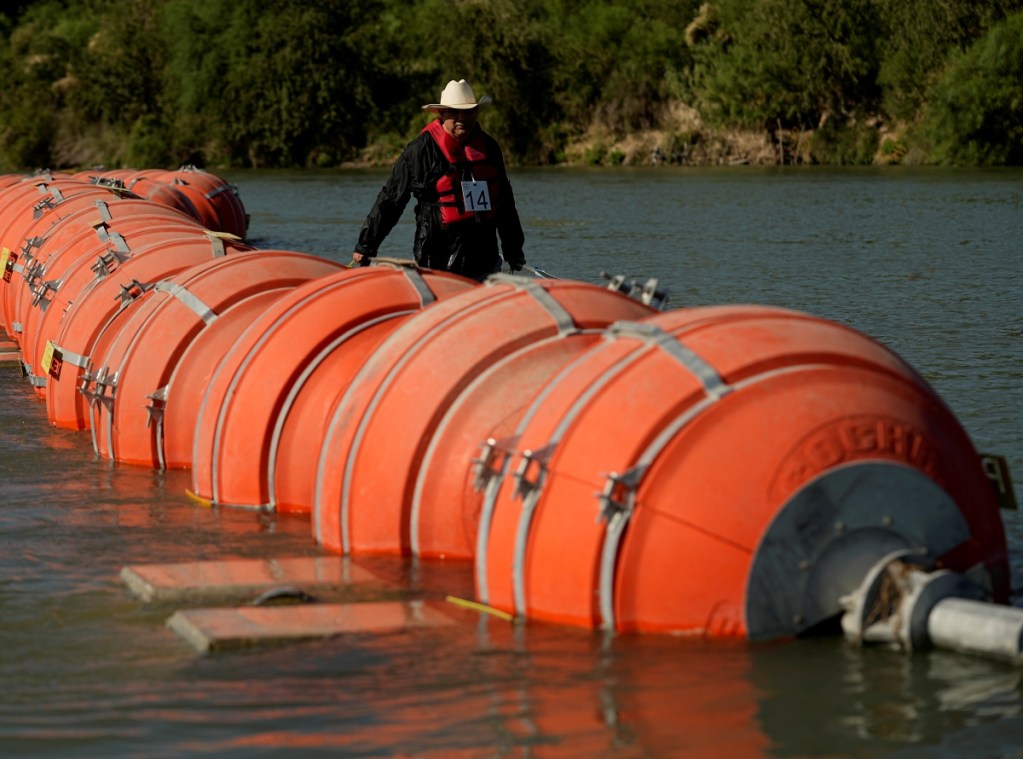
[352,79,526,281]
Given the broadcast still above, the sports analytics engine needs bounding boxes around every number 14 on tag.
[461,180,491,213]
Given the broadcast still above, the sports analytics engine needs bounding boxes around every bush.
[924,11,1023,165]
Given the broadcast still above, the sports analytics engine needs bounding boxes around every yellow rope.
[184,489,213,508]
[445,595,519,624]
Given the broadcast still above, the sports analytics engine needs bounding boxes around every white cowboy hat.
[422,79,493,112]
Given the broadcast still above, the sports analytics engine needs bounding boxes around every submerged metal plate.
[745,462,972,641]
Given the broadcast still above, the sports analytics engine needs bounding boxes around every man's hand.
[506,253,525,273]
[350,252,372,267]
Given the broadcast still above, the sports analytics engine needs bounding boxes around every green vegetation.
[0,0,1019,170]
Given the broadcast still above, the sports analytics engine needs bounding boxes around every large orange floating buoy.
[476,305,1009,639]
[312,275,658,557]
[186,263,477,508]
[17,210,208,388]
[123,172,203,226]
[44,233,253,430]
[0,182,134,337]
[161,288,294,470]
[83,251,343,467]
[156,166,248,239]
[2,196,201,348]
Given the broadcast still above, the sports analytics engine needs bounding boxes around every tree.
[161,0,386,167]
[876,0,1019,120]
[924,11,1023,165]
[688,0,884,130]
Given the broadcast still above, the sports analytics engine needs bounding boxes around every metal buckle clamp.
[144,385,169,429]
[595,467,645,524]
[511,445,554,501]
[79,366,118,402]
[30,278,61,309]
[471,436,519,493]
[116,279,152,306]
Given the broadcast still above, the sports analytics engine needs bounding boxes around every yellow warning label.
[41,341,55,373]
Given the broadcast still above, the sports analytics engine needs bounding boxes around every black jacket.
[354,125,525,281]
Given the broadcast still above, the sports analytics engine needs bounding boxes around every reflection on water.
[2,168,1022,757]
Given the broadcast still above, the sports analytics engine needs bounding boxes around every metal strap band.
[52,344,89,369]
[595,391,724,630]
[508,445,556,616]
[95,200,112,222]
[525,281,575,333]
[107,230,131,256]
[26,372,47,388]
[204,232,226,258]
[512,487,543,617]
[153,282,218,324]
[599,508,631,630]
[609,321,729,399]
[11,321,22,333]
[488,275,576,333]
[205,183,234,200]
[402,267,436,306]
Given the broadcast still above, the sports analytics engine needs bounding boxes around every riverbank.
[349,103,913,169]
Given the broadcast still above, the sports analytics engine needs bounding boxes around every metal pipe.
[927,597,1023,663]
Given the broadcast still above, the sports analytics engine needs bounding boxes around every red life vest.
[424,119,499,226]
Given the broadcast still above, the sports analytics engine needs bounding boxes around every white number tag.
[460,180,492,213]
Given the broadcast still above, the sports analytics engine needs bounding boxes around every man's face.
[440,107,478,141]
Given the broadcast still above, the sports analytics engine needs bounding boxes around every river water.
[1,167,1021,757]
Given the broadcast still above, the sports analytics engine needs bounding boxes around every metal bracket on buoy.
[116,279,154,306]
[144,386,169,470]
[20,256,43,287]
[599,272,671,310]
[79,365,118,401]
[81,366,118,456]
[32,193,61,219]
[144,386,168,429]
[511,445,553,501]
[595,468,644,523]
[840,549,1023,663]
[471,436,518,493]
[21,235,44,255]
[91,248,130,278]
[30,277,61,309]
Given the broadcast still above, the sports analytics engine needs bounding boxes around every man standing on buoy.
[351,79,526,281]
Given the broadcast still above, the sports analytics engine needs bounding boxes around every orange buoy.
[157,166,248,239]
[83,251,343,467]
[412,332,613,559]
[44,233,253,429]
[475,305,1009,638]
[0,182,128,337]
[3,197,200,349]
[124,173,203,226]
[313,275,657,557]
[15,216,207,393]
[161,288,293,470]
[187,264,477,508]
